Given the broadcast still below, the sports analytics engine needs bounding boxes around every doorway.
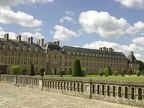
[54,69,56,75]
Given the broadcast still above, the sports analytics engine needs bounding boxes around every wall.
[0,75,143,107]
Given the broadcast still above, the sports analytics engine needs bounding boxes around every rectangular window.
[48,55,51,59]
[18,52,21,57]
[11,58,14,64]
[36,54,39,58]
[11,52,14,56]
[30,59,33,64]
[24,53,27,57]
[4,57,7,64]
[30,53,33,57]
[18,58,20,64]
[4,51,7,56]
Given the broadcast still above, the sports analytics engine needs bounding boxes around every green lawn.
[44,75,144,82]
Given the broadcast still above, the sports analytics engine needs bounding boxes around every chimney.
[40,38,44,47]
[109,48,112,52]
[99,47,102,50]
[103,47,106,51]
[4,34,9,40]
[131,51,134,55]
[28,37,33,43]
[56,41,59,45]
[112,48,114,52]
[106,48,108,51]
[16,35,21,42]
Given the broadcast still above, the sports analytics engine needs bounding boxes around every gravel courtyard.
[0,83,141,108]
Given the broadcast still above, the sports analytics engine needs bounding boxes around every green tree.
[29,64,35,76]
[98,69,103,76]
[21,68,26,75]
[107,66,112,75]
[136,69,141,76]
[103,68,108,76]
[10,66,20,75]
[137,60,144,71]
[121,68,125,76]
[72,59,83,77]
[39,67,45,76]
[127,69,132,76]
[141,70,144,76]
[68,68,72,75]
[114,70,118,76]
[82,68,86,76]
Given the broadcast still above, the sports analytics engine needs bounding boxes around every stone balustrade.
[0,74,144,107]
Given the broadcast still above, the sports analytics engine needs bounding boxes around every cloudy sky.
[0,0,144,61]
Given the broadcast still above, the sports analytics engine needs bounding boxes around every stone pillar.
[39,79,43,90]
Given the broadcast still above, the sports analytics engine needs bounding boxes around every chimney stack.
[40,38,44,47]
[28,37,33,43]
[99,47,102,50]
[16,35,21,42]
[109,48,112,52]
[103,47,106,51]
[4,34,9,40]
[131,51,134,55]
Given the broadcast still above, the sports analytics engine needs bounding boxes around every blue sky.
[0,0,144,61]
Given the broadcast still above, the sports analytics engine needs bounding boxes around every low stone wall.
[0,75,144,107]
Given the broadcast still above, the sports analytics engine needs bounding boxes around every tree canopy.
[10,66,20,75]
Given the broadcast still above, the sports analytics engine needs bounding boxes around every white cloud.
[34,27,42,32]
[79,10,129,38]
[132,37,144,46]
[65,10,74,16]
[0,0,54,9]
[0,9,42,27]
[126,21,144,34]
[60,16,73,23]
[0,27,17,39]
[83,41,143,52]
[21,32,44,39]
[53,25,78,41]
[114,0,144,9]
[135,53,143,60]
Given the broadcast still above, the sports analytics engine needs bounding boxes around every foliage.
[39,67,45,76]
[114,70,118,76]
[98,69,103,76]
[21,68,26,75]
[103,68,108,76]
[82,68,86,76]
[127,69,133,76]
[10,66,20,75]
[29,64,35,76]
[107,66,112,75]
[141,70,144,76]
[136,69,141,76]
[68,68,72,75]
[137,60,144,71]
[121,68,125,76]
[72,59,83,77]
[60,70,63,77]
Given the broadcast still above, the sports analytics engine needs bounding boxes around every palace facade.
[0,34,139,74]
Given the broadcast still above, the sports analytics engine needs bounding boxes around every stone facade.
[0,34,139,74]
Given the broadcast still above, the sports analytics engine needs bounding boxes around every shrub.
[39,67,45,76]
[114,70,118,76]
[60,70,63,77]
[141,70,144,76]
[121,68,125,76]
[136,69,141,76]
[82,68,86,76]
[107,66,112,75]
[98,69,103,76]
[10,66,20,75]
[68,68,72,75]
[72,59,83,77]
[21,68,26,75]
[29,64,35,76]
[103,68,108,77]
[127,69,133,76]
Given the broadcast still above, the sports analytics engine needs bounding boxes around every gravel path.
[0,83,141,108]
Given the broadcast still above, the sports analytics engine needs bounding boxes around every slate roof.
[0,38,44,52]
[127,51,138,63]
[43,42,61,52]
